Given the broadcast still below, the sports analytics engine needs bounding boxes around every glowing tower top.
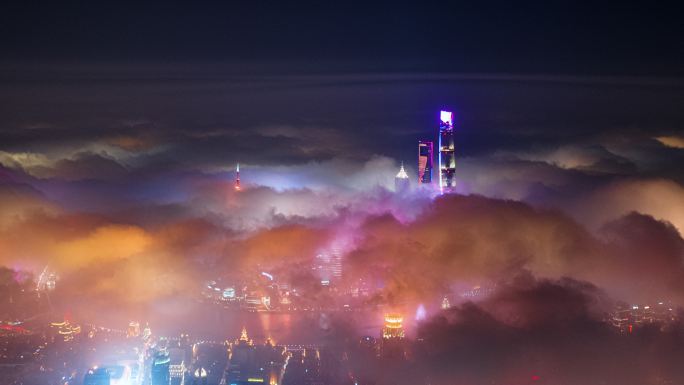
[395,162,410,192]
[236,326,253,345]
[396,162,409,179]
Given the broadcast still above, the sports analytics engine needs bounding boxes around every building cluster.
[202,278,279,312]
[222,111,459,309]
[608,302,679,333]
[395,110,457,194]
[134,327,330,385]
[49,319,82,342]
[223,328,287,385]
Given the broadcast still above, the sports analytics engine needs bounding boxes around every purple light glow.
[440,110,453,125]
[415,303,427,321]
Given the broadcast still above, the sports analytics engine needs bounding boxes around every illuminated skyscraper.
[418,140,433,184]
[394,162,410,192]
[151,351,171,385]
[235,163,241,191]
[127,321,140,338]
[438,110,456,193]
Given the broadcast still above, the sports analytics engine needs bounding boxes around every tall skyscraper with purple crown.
[438,110,456,193]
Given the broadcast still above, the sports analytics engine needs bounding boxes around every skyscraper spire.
[395,162,410,192]
[235,163,241,191]
[396,162,409,179]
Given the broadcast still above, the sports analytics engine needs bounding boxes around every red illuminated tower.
[235,163,241,191]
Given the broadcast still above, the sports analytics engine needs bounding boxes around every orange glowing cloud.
[655,135,684,149]
[54,224,153,270]
[236,224,331,268]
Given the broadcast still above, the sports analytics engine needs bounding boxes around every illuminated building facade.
[36,266,57,292]
[394,162,410,192]
[225,328,286,385]
[381,314,407,360]
[418,140,433,184]
[151,351,171,385]
[382,314,405,339]
[127,321,140,338]
[313,250,343,284]
[609,302,678,333]
[438,110,456,193]
[50,320,81,342]
[169,347,186,385]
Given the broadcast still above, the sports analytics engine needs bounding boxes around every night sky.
[1,2,682,171]
[1,3,684,383]
[2,2,683,75]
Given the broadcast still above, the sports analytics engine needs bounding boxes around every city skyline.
[1,2,683,385]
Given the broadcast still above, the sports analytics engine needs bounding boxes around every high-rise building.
[225,328,287,385]
[168,347,186,385]
[381,314,407,360]
[127,321,140,338]
[151,351,171,385]
[438,110,456,193]
[235,163,241,191]
[418,141,433,185]
[394,162,410,192]
[313,250,342,284]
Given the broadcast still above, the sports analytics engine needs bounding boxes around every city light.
[415,304,427,321]
[0,5,680,381]
[382,314,405,339]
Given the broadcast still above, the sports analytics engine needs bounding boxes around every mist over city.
[1,2,683,385]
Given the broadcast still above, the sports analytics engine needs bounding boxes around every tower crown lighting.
[440,110,453,125]
[396,163,409,179]
[382,313,405,339]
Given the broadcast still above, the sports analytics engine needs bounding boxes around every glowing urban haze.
[1,2,683,385]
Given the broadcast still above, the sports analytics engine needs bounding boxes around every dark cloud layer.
[346,194,684,305]
[411,276,684,385]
